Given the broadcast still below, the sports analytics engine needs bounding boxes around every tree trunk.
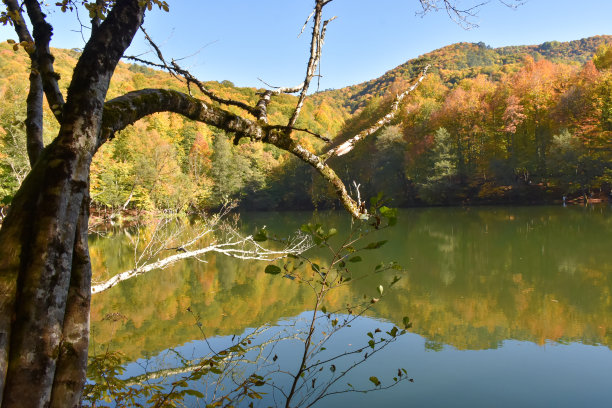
[0,138,90,407]
[50,194,92,408]
[0,1,145,405]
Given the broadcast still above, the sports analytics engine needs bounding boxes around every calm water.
[89,206,612,407]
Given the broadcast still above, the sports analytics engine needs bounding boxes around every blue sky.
[2,0,612,89]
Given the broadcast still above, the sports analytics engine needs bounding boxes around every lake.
[88,206,612,407]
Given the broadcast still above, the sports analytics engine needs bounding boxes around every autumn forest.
[1,35,611,214]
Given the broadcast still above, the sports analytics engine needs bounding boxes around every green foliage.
[593,43,612,71]
[417,127,458,203]
[0,85,30,202]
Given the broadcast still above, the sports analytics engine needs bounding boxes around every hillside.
[251,35,612,209]
[0,43,349,209]
[313,35,612,114]
[1,35,611,211]
[307,36,612,208]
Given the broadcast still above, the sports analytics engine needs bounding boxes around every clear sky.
[2,0,612,90]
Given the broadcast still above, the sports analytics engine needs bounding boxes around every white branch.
[322,65,430,160]
[288,1,335,128]
[91,231,312,294]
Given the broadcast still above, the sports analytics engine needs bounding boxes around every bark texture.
[0,1,145,406]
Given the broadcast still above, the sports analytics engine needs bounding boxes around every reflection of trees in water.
[90,207,612,361]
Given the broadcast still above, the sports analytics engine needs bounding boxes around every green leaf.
[369,376,381,386]
[364,240,388,250]
[379,206,397,218]
[331,318,338,328]
[370,191,384,208]
[253,229,267,242]
[265,265,281,275]
[311,263,320,273]
[328,228,338,237]
[391,276,401,286]
[184,389,204,398]
[348,256,362,263]
[321,306,327,314]
[368,339,375,349]
[403,316,412,329]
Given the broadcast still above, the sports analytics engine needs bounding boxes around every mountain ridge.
[312,34,612,114]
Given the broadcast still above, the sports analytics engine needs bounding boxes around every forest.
[2,36,611,215]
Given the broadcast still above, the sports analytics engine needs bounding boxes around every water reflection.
[90,206,612,361]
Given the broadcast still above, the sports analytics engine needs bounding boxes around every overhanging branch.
[321,65,430,161]
[100,88,265,147]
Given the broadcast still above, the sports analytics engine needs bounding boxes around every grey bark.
[0,1,145,406]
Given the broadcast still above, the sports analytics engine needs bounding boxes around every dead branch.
[21,0,66,120]
[128,26,258,115]
[287,1,336,128]
[90,224,312,294]
[321,65,430,161]
[418,0,523,28]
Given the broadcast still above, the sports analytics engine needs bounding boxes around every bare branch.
[253,81,305,123]
[257,78,305,94]
[138,25,183,82]
[3,0,44,164]
[22,0,66,120]
[298,9,316,38]
[287,1,335,128]
[100,88,363,217]
[91,227,312,294]
[321,65,430,161]
[268,125,331,143]
[418,0,523,28]
[134,27,258,115]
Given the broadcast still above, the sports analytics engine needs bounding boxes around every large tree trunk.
[0,1,145,405]
[0,139,90,407]
[50,194,92,408]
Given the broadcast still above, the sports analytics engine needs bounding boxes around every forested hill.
[313,35,612,113]
[1,35,611,211]
[0,43,349,210]
[310,35,612,208]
